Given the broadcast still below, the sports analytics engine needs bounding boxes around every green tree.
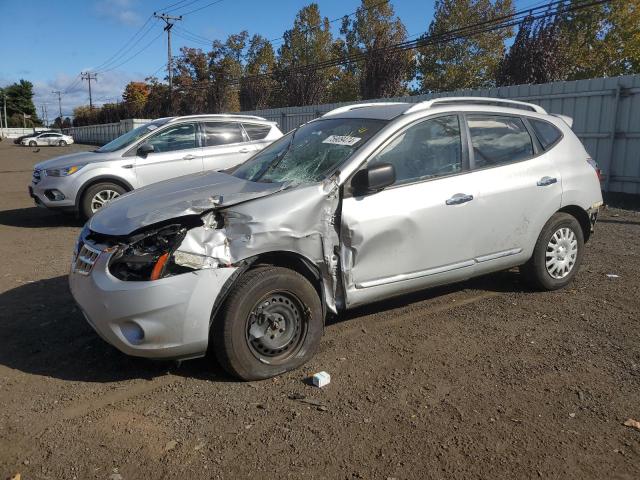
[276,4,335,106]
[240,35,277,111]
[341,0,414,99]
[207,31,248,113]
[2,80,40,126]
[559,0,640,80]
[417,0,514,93]
[496,6,566,86]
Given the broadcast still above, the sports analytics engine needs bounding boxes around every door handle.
[183,154,197,160]
[239,148,250,153]
[537,176,557,186]
[446,193,474,205]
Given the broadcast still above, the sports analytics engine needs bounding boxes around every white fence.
[62,119,150,145]
[0,127,54,139]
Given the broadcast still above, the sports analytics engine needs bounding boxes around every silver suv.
[69,98,603,380]
[29,115,282,219]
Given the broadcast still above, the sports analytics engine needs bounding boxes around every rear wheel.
[212,266,323,381]
[80,182,126,219]
[58,140,67,146]
[521,212,584,290]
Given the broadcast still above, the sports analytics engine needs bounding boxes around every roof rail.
[322,102,407,117]
[403,97,547,115]
[169,114,269,122]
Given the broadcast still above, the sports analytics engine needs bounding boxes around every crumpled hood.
[35,151,103,169]
[89,170,284,236]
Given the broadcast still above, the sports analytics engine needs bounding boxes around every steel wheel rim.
[246,291,307,364]
[545,227,578,279]
[90,189,120,212]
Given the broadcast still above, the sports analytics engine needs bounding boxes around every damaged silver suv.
[69,98,603,380]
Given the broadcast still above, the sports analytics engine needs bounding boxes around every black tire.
[80,182,127,220]
[521,212,584,291]
[58,140,67,146]
[212,266,323,381]
[29,140,37,147]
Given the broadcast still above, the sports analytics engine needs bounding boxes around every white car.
[22,132,74,147]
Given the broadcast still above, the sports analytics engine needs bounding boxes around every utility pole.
[2,94,7,138]
[81,72,98,109]
[52,90,63,119]
[154,12,182,113]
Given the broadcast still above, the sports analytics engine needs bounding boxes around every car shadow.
[0,207,83,228]
[0,275,232,383]
[0,270,529,383]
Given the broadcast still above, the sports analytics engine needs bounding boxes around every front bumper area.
[69,249,238,359]
[29,174,77,210]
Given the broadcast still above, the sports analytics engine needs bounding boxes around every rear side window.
[530,119,562,150]
[467,115,534,168]
[203,122,244,146]
[242,123,272,141]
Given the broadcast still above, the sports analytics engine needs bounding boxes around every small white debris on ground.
[606,274,620,278]
[311,371,331,388]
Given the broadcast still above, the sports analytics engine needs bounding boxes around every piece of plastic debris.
[623,418,640,431]
[311,371,331,388]
[606,274,620,278]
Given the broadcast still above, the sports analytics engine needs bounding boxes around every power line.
[98,30,164,74]
[92,16,157,72]
[179,0,224,16]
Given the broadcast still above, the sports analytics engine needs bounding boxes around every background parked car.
[13,131,47,145]
[29,114,282,219]
[22,132,74,147]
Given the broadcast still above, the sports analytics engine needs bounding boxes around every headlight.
[45,165,84,177]
[109,224,189,281]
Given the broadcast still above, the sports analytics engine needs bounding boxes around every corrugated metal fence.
[63,119,150,146]
[243,74,640,195]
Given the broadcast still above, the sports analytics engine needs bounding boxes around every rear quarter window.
[242,123,272,141]
[530,119,563,150]
[467,115,534,168]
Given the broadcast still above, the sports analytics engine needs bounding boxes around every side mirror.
[137,142,154,157]
[351,163,396,195]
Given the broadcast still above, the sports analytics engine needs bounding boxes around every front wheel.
[80,182,126,219]
[212,266,323,381]
[29,140,37,147]
[521,212,584,290]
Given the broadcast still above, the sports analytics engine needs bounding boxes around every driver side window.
[145,123,197,153]
[368,115,462,186]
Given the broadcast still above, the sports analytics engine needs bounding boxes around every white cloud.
[32,70,142,119]
[94,0,142,26]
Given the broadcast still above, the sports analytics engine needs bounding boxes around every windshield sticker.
[146,125,158,131]
[322,135,361,146]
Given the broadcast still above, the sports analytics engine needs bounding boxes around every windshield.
[233,118,387,185]
[96,119,170,153]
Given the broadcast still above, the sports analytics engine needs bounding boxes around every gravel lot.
[1,140,639,480]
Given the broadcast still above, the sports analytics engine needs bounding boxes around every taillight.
[586,157,603,182]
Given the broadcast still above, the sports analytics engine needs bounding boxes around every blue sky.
[0,0,537,119]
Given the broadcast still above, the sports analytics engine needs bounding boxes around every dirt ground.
[0,140,639,480]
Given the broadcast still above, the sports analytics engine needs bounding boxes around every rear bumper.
[69,249,238,359]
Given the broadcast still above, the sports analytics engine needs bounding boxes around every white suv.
[29,115,283,219]
[69,98,603,380]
